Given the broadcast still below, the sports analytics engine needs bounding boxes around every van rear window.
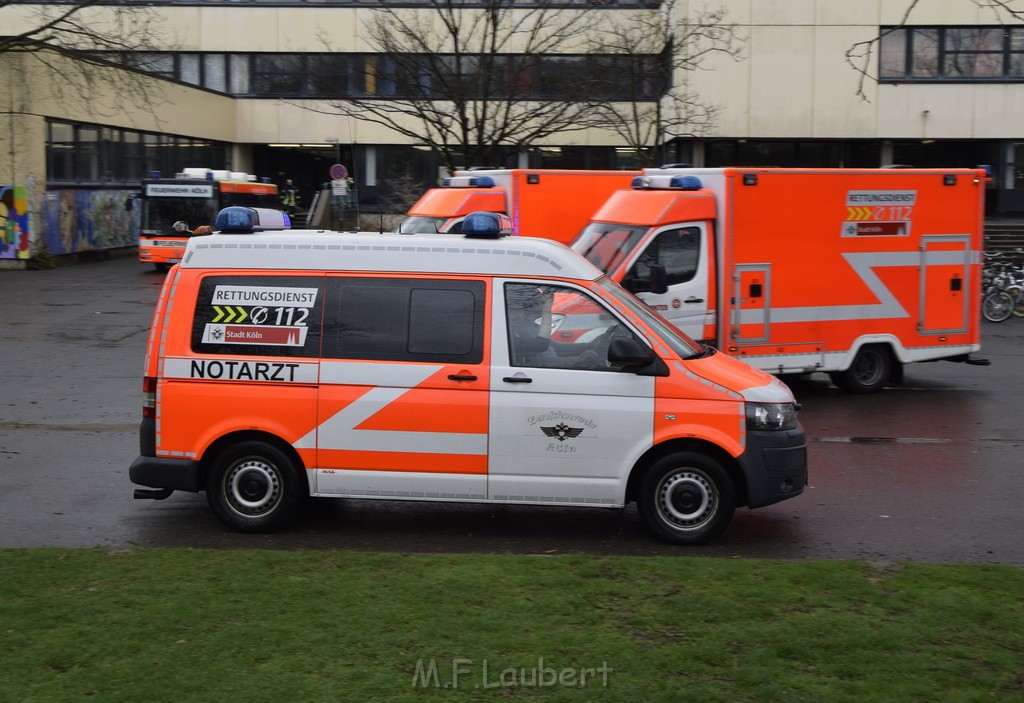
[190,275,324,357]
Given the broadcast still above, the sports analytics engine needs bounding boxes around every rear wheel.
[829,345,893,394]
[206,441,304,532]
[982,290,1014,323]
[637,452,735,545]
[154,263,171,273]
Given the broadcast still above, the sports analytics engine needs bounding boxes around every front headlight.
[745,402,798,431]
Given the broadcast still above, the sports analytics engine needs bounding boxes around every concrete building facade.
[1,0,1022,263]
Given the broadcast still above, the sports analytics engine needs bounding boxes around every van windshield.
[597,277,703,359]
[571,223,648,274]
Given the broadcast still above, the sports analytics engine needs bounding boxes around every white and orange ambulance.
[129,210,807,545]
[573,167,988,393]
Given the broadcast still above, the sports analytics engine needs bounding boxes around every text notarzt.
[411,658,612,689]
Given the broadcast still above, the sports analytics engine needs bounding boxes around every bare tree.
[316,0,607,173]
[847,0,1024,100]
[586,0,743,167]
[0,0,169,119]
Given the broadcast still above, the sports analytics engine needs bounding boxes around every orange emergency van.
[573,167,987,393]
[398,169,640,243]
[129,210,807,545]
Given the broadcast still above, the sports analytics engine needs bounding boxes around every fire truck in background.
[138,168,281,271]
[398,169,640,244]
[572,167,988,393]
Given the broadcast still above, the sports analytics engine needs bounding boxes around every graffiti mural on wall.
[41,189,140,256]
[1,186,31,260]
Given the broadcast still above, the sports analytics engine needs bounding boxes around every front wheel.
[982,290,1014,323]
[206,441,304,532]
[829,345,893,394]
[637,452,736,545]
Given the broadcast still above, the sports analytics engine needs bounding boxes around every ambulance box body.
[129,212,806,545]
[573,167,986,393]
[398,169,641,244]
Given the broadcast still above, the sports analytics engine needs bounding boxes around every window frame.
[880,25,1024,82]
[322,276,486,364]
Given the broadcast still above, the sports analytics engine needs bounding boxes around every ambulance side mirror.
[625,264,669,295]
[647,265,669,294]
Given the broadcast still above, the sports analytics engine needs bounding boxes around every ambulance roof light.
[214,206,291,233]
[462,211,512,239]
[669,175,703,190]
[441,175,497,188]
[630,175,703,191]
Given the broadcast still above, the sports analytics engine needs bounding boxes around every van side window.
[505,283,639,371]
[190,275,323,357]
[323,277,485,363]
[627,226,701,286]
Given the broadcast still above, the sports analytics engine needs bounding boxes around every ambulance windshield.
[572,223,647,274]
[398,216,447,234]
[596,278,703,359]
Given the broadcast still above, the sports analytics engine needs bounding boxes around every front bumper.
[736,425,808,508]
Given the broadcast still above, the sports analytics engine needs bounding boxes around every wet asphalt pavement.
[1,255,1022,564]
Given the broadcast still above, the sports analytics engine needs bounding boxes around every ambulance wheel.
[637,452,735,545]
[154,263,171,273]
[206,441,303,532]
[829,345,892,394]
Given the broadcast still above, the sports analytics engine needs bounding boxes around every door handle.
[684,297,704,303]
[502,376,533,384]
[448,374,477,381]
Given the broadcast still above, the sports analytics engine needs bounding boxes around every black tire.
[829,345,893,394]
[206,441,304,532]
[982,290,1014,323]
[154,263,171,273]
[637,452,735,545]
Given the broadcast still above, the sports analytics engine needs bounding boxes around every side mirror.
[647,264,668,295]
[624,264,669,295]
[607,337,654,367]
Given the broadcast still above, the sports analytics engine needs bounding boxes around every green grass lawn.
[1,548,1022,702]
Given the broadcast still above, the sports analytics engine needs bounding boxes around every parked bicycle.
[981,250,1024,323]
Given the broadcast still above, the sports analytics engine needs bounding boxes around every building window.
[252,54,305,96]
[45,119,230,186]
[204,54,228,92]
[880,26,1024,81]
[106,51,664,101]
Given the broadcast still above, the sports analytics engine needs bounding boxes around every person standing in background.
[281,178,299,215]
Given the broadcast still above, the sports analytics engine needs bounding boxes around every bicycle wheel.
[1007,284,1024,317]
[983,290,1014,323]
